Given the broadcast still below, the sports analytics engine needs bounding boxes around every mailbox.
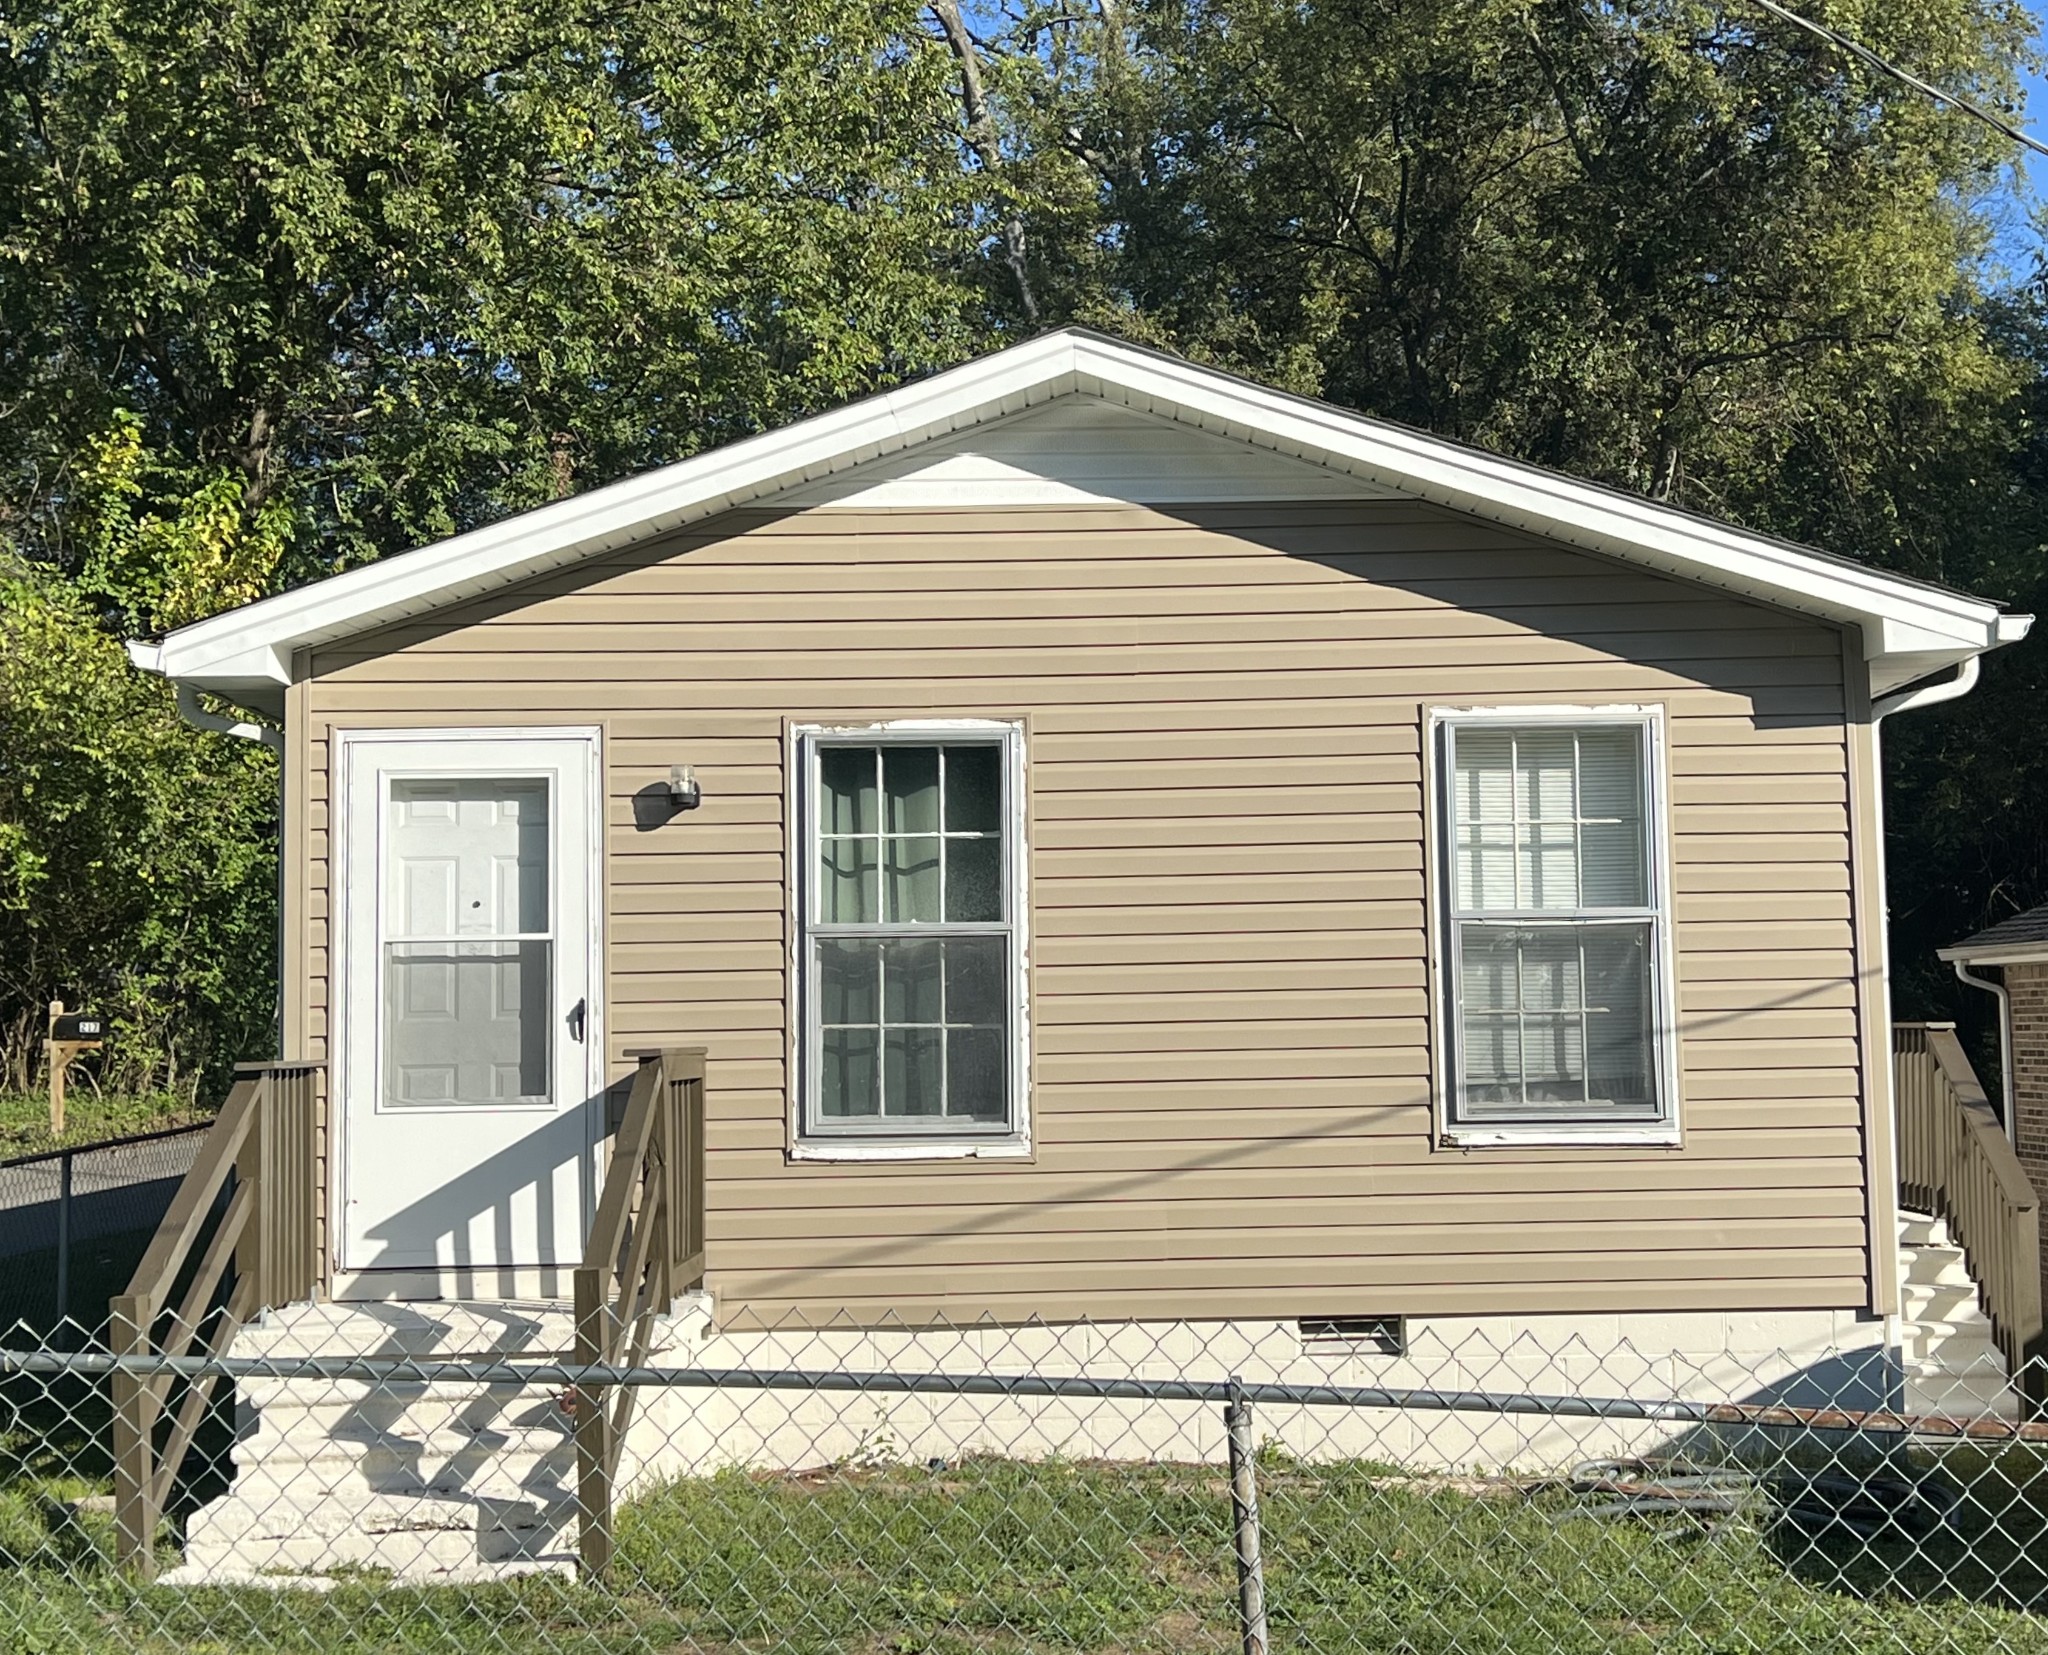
[51,1014,103,1042]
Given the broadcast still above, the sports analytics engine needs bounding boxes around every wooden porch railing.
[1894,1022,2046,1408]
[574,1047,707,1579]
[109,1059,322,1576]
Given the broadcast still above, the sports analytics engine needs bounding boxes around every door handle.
[567,998,587,1044]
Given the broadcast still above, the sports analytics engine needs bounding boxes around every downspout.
[1865,652,1984,1328]
[1870,655,1978,720]
[1869,657,2006,1135]
[1951,958,2016,1142]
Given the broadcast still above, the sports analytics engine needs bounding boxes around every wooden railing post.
[573,1260,613,1579]
[109,1292,158,1577]
[665,1048,707,1291]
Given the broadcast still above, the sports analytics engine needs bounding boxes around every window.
[793,723,1027,1152]
[1433,708,1674,1140]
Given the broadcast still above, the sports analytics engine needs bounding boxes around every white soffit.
[139,327,2027,710]
[775,397,1404,507]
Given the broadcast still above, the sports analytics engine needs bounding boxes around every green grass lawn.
[2,1446,2048,1652]
[0,1090,213,1159]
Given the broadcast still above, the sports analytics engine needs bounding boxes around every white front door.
[338,729,602,1279]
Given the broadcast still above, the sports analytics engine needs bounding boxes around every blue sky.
[1996,14,2048,262]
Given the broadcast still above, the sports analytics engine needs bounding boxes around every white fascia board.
[145,326,2012,693]
[154,337,1087,688]
[1937,942,2048,967]
[1068,337,2004,666]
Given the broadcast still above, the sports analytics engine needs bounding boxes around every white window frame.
[1425,703,1681,1148]
[786,718,1032,1161]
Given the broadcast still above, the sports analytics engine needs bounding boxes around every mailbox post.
[44,1000,104,1137]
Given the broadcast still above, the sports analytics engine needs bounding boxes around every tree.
[0,0,993,581]
[0,0,1007,1090]
[0,560,278,1096]
[993,0,2048,1033]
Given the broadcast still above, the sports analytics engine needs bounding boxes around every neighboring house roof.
[127,327,2032,716]
[1941,904,2048,966]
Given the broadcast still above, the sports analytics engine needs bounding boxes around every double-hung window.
[792,722,1028,1154]
[1433,707,1675,1141]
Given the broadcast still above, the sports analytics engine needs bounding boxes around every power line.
[1739,0,2048,164]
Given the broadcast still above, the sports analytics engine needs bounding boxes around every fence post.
[54,1149,72,1343]
[109,1292,158,1578]
[1224,1380,1269,1655]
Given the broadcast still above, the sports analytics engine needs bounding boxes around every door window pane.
[382,774,555,1110]
[387,777,549,936]
[384,941,551,1108]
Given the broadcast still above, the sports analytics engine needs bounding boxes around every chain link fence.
[2,1304,2047,1651]
[0,1126,209,1342]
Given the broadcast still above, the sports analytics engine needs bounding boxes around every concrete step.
[185,1482,571,1552]
[1901,1296,1980,1324]
[1900,1319,2005,1355]
[231,1419,575,1471]
[1900,1257,1980,1286]
[159,1553,577,1590]
[218,1450,574,1504]
[235,1310,579,1361]
[159,1295,717,1585]
[175,1527,575,1583]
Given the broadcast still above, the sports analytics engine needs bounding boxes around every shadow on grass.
[1768,1441,2048,1616]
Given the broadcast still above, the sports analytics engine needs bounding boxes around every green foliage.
[0,0,1000,1097]
[2,0,2048,1086]
[0,0,992,578]
[991,0,2048,1022]
[0,560,276,1096]
[0,1091,213,1157]
[3,1454,2048,1649]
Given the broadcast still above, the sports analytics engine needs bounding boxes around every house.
[119,329,2035,1582]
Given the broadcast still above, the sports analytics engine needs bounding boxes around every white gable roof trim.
[133,328,2029,712]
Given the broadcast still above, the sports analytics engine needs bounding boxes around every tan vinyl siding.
[292,501,1875,1323]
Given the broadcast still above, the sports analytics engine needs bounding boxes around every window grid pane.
[814,936,1009,1123]
[817,745,1006,929]
[1451,727,1646,915]
[1447,718,1662,1127]
[811,739,1013,1134]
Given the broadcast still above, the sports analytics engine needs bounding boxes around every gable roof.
[1942,904,2048,965]
[130,327,2031,716]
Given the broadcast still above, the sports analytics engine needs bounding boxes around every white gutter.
[125,640,283,752]
[1870,654,1979,720]
[1950,959,2017,1141]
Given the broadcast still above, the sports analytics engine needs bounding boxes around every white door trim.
[329,724,605,1291]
